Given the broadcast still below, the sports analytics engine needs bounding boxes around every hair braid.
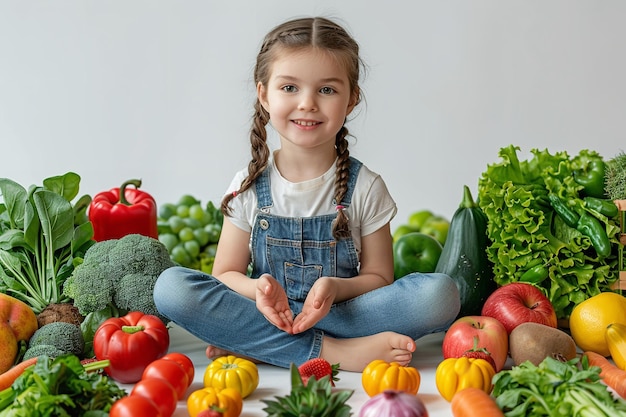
[332,126,352,239]
[221,100,270,216]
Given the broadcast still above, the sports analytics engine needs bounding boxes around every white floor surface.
[117,323,463,417]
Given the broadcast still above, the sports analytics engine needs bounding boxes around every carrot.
[451,387,504,417]
[0,357,38,391]
[584,351,626,399]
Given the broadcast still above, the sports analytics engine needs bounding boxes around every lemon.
[569,292,626,356]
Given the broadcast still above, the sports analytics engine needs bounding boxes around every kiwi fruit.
[509,322,577,366]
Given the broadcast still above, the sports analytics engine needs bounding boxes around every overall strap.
[255,168,273,209]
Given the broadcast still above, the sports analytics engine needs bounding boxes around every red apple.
[481,282,557,334]
[442,315,509,372]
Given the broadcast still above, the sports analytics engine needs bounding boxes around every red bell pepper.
[89,179,158,242]
[93,311,170,383]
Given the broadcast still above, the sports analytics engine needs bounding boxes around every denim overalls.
[154,159,460,368]
[249,157,362,316]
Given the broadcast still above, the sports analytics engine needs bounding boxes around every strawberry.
[297,358,340,386]
[197,406,224,417]
[461,336,497,372]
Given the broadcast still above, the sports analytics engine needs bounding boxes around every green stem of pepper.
[118,179,143,206]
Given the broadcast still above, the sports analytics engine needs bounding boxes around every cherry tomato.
[109,395,163,417]
[142,358,190,399]
[131,377,178,417]
[162,352,195,383]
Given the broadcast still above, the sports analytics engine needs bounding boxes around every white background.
[1,1,624,226]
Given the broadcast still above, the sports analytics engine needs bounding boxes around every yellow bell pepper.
[187,386,242,417]
[435,356,495,402]
[606,322,626,370]
[203,355,259,398]
[361,359,421,397]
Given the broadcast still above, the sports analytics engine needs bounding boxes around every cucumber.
[435,185,497,318]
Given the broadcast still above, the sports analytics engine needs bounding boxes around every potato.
[509,322,577,366]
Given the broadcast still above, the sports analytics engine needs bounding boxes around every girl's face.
[258,47,357,153]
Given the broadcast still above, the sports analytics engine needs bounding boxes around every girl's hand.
[292,277,337,334]
[256,274,294,333]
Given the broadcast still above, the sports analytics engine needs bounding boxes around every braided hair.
[221,17,363,240]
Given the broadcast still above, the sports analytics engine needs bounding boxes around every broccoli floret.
[62,234,174,320]
[63,262,116,314]
[28,322,84,356]
[107,234,173,277]
[113,272,162,318]
[23,344,66,361]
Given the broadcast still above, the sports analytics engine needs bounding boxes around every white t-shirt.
[224,154,397,257]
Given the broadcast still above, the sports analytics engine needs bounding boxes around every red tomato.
[142,358,190,399]
[109,395,163,417]
[162,352,195,384]
[131,377,178,417]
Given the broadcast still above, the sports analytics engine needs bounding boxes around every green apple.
[392,224,420,242]
[393,232,443,279]
[407,210,434,229]
[420,216,450,245]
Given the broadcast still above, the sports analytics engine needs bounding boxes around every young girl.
[154,16,460,372]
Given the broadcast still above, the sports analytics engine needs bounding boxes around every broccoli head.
[28,322,84,356]
[62,234,174,320]
[23,344,66,361]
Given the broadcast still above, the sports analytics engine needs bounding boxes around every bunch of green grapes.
[157,194,223,273]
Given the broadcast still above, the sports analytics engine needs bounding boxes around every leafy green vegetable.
[492,356,626,416]
[0,354,126,416]
[478,146,621,319]
[0,173,94,313]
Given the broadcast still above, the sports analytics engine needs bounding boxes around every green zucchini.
[435,185,496,318]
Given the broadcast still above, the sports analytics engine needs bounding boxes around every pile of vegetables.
[492,356,626,416]
[0,173,93,316]
[0,354,125,416]
[157,195,223,274]
[61,233,174,357]
[477,145,621,320]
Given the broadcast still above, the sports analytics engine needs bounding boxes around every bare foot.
[320,332,416,372]
[205,345,262,364]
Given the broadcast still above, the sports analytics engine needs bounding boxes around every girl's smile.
[292,119,322,129]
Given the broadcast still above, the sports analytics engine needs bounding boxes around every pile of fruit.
[392,209,450,245]
[156,195,224,274]
[434,281,626,416]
